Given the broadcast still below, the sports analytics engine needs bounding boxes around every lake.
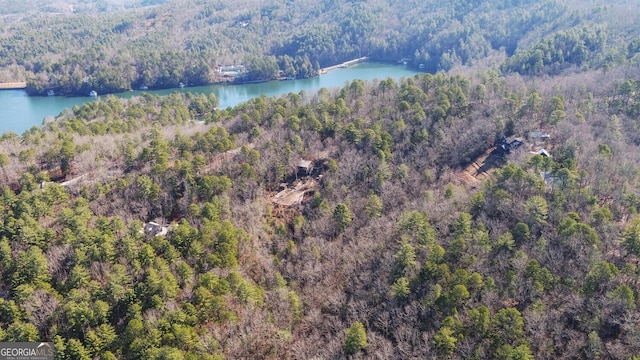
[0,62,421,135]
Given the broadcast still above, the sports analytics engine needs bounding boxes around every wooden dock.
[0,82,27,90]
[319,57,368,74]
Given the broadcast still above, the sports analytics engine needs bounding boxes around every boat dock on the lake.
[0,82,27,90]
[319,57,368,74]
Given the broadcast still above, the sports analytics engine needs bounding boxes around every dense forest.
[2,0,640,359]
[1,0,640,95]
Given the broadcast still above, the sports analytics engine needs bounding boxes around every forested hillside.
[1,0,640,95]
[0,0,167,19]
[3,0,640,359]
[0,55,639,358]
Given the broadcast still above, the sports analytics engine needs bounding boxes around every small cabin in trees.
[540,171,559,188]
[143,222,168,237]
[529,131,551,148]
[296,159,313,176]
[529,131,550,141]
[496,136,523,154]
[217,65,246,78]
[531,148,551,157]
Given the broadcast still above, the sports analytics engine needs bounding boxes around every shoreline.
[0,61,420,135]
[9,58,386,97]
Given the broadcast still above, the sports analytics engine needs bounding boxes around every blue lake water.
[0,62,421,135]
